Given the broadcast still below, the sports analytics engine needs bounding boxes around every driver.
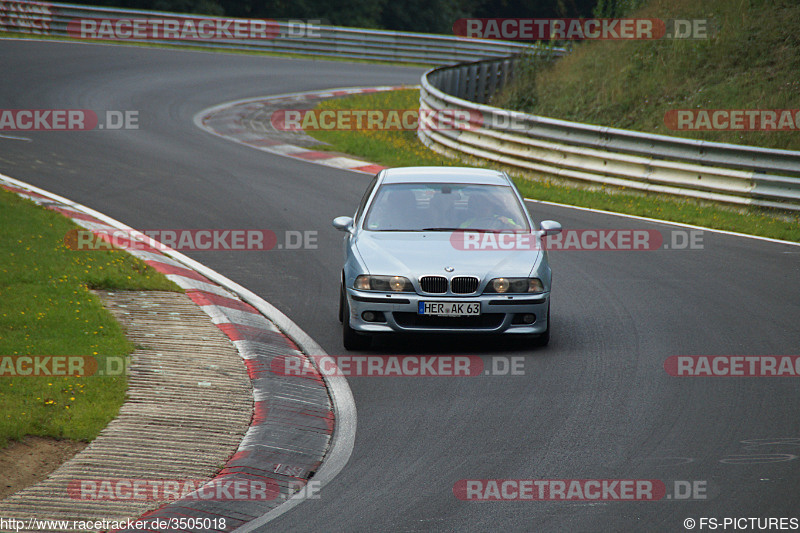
[459,192,522,229]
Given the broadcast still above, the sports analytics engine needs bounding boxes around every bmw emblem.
[444,266,455,272]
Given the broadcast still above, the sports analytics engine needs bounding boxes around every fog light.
[513,313,536,324]
[361,311,386,323]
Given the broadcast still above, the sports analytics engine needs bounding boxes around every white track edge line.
[525,197,800,247]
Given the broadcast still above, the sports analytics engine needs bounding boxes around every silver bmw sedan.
[333,166,562,350]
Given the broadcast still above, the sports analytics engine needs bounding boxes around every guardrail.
[419,57,800,211]
[0,0,534,65]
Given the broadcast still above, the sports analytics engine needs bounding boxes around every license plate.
[418,301,481,317]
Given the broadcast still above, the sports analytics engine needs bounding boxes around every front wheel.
[342,290,371,350]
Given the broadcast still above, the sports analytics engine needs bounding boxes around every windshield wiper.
[421,227,463,231]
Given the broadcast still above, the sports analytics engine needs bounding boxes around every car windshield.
[363,182,530,231]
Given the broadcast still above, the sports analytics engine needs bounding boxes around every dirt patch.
[0,437,86,500]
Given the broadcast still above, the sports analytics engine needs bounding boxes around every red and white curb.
[0,173,356,531]
[193,85,413,175]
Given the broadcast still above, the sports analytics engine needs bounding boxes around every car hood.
[353,231,541,279]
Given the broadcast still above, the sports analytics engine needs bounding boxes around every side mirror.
[539,220,562,236]
[332,216,354,232]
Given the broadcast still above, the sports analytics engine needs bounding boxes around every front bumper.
[346,288,550,335]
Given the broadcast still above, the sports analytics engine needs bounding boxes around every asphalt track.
[3,40,800,532]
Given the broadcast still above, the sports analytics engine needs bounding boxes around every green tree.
[592,0,650,17]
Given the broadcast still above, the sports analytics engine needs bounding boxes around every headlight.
[354,275,414,292]
[492,278,510,293]
[484,277,544,294]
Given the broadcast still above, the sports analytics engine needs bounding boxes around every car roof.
[380,166,510,186]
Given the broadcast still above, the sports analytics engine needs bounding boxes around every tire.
[342,290,371,350]
[338,281,344,323]
[532,302,551,347]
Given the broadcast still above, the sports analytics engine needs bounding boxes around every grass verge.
[0,186,181,449]
[309,89,800,242]
[493,0,800,151]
